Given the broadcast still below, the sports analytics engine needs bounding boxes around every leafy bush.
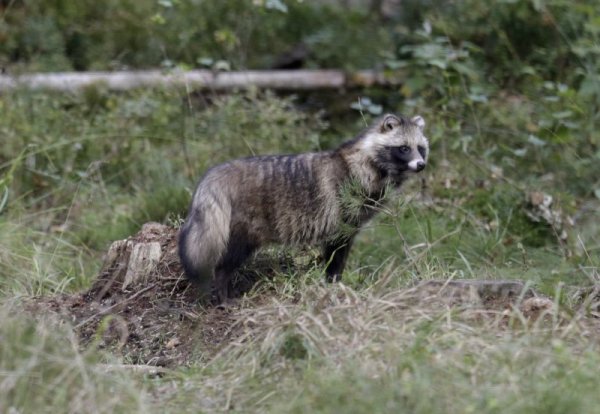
[0,0,391,71]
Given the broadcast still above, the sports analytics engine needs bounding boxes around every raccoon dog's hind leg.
[178,191,232,302]
[213,228,257,302]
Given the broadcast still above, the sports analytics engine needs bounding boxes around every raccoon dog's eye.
[389,145,412,161]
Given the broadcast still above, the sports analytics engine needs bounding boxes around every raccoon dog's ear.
[411,115,425,131]
[380,114,402,133]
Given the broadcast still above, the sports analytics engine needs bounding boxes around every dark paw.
[325,272,342,283]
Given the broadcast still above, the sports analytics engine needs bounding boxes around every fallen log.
[0,69,401,92]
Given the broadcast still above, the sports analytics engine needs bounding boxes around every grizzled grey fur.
[179,114,429,303]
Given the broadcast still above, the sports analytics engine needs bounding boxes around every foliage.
[0,0,599,412]
[0,0,390,71]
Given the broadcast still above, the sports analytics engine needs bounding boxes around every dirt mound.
[25,223,555,368]
[28,223,247,367]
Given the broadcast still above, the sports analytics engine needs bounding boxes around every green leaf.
[468,93,488,103]
[578,75,600,98]
[367,104,383,115]
[428,59,447,70]
[527,135,546,147]
[452,62,478,78]
[552,110,573,119]
[197,57,214,67]
[265,0,288,13]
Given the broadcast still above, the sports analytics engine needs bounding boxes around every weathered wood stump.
[94,222,180,297]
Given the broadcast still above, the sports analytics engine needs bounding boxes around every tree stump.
[93,222,179,298]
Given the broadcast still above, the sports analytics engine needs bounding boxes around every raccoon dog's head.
[363,113,429,185]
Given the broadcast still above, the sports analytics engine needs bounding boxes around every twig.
[74,284,156,329]
[97,363,172,375]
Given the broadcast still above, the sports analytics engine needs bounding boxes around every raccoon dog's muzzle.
[389,145,426,173]
[408,159,426,172]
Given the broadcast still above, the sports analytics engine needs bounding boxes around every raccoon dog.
[179,114,429,303]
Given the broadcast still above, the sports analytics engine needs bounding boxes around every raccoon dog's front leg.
[323,237,355,282]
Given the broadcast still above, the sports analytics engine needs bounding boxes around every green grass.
[0,82,599,414]
[140,280,600,413]
[2,1,600,411]
[0,303,148,413]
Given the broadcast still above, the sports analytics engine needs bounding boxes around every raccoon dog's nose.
[415,161,426,172]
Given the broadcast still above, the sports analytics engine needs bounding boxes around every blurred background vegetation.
[1,0,598,279]
[0,1,599,411]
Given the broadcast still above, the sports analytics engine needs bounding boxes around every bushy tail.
[178,192,232,298]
